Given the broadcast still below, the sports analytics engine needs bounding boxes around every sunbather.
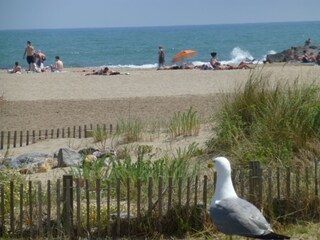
[85,67,120,76]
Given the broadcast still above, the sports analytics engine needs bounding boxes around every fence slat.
[76,178,81,237]
[178,178,182,209]
[38,182,42,235]
[127,177,130,236]
[96,179,101,237]
[137,178,141,220]
[10,181,14,235]
[47,180,51,234]
[0,131,3,150]
[7,131,11,149]
[106,180,111,236]
[19,131,23,147]
[28,181,33,238]
[0,185,3,237]
[19,184,23,237]
[158,176,163,233]
[168,177,172,211]
[13,131,17,148]
[148,177,153,217]
[32,130,35,144]
[194,176,198,205]
[56,179,61,230]
[203,175,208,211]
[116,178,121,237]
[86,180,90,236]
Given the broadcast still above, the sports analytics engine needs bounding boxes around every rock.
[266,45,320,63]
[57,148,83,167]
[78,147,99,155]
[9,152,57,174]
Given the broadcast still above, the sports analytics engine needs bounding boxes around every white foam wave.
[108,63,157,69]
[220,47,255,65]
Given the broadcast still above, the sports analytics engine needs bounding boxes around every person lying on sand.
[162,64,194,70]
[85,67,121,76]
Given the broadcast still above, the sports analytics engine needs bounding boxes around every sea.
[0,21,320,69]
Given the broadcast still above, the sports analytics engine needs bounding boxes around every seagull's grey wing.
[209,197,272,237]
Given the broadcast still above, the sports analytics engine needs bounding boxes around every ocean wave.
[108,63,157,69]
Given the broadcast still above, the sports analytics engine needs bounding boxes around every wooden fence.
[0,124,114,150]
[0,160,319,238]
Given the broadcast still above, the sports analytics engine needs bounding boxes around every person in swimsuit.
[23,41,35,71]
[85,67,120,76]
[7,61,22,73]
[34,50,46,70]
[50,56,64,72]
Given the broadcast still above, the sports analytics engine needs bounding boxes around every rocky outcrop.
[9,152,57,174]
[266,45,320,63]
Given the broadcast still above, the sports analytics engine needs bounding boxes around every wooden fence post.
[32,130,35,144]
[7,131,11,149]
[63,175,73,231]
[19,131,23,147]
[13,131,17,148]
[26,130,29,145]
[0,131,3,150]
[148,177,153,217]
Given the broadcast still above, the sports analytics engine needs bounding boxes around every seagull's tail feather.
[256,232,290,239]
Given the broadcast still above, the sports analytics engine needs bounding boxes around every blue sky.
[1,0,320,30]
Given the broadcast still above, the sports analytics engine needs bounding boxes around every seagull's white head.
[211,156,237,202]
[213,156,232,176]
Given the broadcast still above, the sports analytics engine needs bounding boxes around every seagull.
[209,157,290,239]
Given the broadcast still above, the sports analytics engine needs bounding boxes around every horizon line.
[1,20,319,31]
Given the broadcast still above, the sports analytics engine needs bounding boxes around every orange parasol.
[172,49,197,63]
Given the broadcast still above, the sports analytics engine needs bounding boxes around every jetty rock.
[266,45,320,63]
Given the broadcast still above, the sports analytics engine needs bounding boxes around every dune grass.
[207,71,320,165]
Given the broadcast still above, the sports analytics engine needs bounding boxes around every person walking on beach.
[23,41,35,71]
[158,45,165,69]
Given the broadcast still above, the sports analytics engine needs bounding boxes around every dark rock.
[266,45,320,63]
[57,147,83,167]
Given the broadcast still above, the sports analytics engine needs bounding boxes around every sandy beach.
[1,64,320,133]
